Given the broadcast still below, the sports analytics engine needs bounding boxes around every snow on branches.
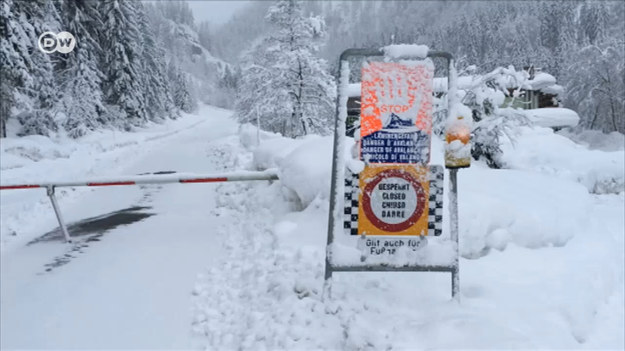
[235,0,336,139]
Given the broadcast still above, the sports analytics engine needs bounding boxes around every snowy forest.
[1,0,228,138]
[1,0,624,139]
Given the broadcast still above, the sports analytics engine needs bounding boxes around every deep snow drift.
[1,108,623,349]
[193,123,624,349]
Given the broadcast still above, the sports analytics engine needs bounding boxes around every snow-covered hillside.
[1,106,623,349]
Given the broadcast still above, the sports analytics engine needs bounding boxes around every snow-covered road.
[1,106,240,349]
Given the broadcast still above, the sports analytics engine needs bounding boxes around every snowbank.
[246,127,600,258]
[197,123,624,350]
[251,137,304,171]
[558,129,625,152]
[237,123,283,150]
[523,107,580,128]
[459,166,590,258]
[500,126,624,194]
[278,136,334,206]
[248,132,334,207]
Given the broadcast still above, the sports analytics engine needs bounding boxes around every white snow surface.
[382,44,429,59]
[526,72,557,90]
[524,107,580,128]
[1,104,623,349]
[500,125,624,194]
[558,128,625,152]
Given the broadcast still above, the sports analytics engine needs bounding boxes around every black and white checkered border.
[343,172,360,236]
[427,165,444,236]
[343,165,445,236]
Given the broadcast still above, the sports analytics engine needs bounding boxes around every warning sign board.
[358,165,430,236]
[354,61,434,237]
[360,62,434,165]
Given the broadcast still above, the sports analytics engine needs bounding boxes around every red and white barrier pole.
[0,170,279,190]
[0,170,279,243]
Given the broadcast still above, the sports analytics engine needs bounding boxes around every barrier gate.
[324,47,464,299]
[0,170,279,243]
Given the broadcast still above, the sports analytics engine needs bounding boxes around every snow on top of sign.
[523,108,580,128]
[382,44,429,59]
[347,83,361,98]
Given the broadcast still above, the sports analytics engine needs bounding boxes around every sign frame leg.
[449,168,460,300]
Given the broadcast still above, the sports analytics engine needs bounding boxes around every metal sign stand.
[324,48,460,300]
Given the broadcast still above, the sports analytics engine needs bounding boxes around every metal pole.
[46,186,72,243]
[449,169,459,300]
[324,58,349,301]
[256,106,261,147]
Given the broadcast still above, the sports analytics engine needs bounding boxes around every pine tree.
[56,0,106,138]
[235,0,335,138]
[99,0,148,129]
[136,0,176,121]
[0,0,20,137]
[1,0,59,137]
[167,60,197,113]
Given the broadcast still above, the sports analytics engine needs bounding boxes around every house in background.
[430,66,563,109]
[505,66,562,109]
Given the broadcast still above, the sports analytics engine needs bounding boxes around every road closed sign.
[358,165,429,236]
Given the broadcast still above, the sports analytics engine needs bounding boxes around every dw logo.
[38,31,76,54]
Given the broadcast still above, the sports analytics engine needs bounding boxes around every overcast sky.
[187,1,251,26]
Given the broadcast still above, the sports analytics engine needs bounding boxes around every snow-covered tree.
[98,0,148,129]
[168,61,197,113]
[434,66,531,168]
[0,0,20,137]
[235,0,335,138]
[56,0,107,138]
[136,1,176,121]
[465,68,531,168]
[565,44,625,133]
[1,0,60,137]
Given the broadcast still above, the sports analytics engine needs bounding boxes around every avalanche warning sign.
[360,61,434,165]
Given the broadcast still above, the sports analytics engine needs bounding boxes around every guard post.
[324,46,463,300]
